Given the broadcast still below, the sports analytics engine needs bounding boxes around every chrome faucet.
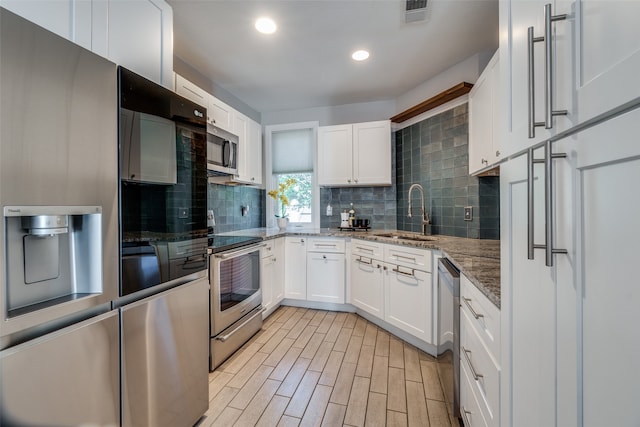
[407,183,431,235]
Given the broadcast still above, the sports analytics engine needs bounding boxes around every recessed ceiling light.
[255,17,277,34]
[351,50,370,61]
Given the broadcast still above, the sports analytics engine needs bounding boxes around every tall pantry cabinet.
[499,1,640,425]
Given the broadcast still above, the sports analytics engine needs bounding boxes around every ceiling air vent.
[405,0,429,23]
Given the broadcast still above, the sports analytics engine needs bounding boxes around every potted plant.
[268,177,297,229]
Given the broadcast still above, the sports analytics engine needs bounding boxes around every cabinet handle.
[462,347,483,381]
[481,158,488,165]
[392,266,415,277]
[354,178,359,183]
[347,179,352,183]
[356,246,374,253]
[462,297,484,319]
[461,407,473,426]
[315,243,338,248]
[393,254,417,262]
[355,256,373,265]
[544,3,568,129]
[528,4,568,139]
[527,142,568,266]
[322,255,327,259]
[528,26,545,138]
[496,150,501,157]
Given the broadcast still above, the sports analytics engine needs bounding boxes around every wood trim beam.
[390,82,474,123]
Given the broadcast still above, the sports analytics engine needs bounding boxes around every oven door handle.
[214,243,266,259]
[216,306,265,342]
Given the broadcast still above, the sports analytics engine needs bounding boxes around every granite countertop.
[216,227,501,308]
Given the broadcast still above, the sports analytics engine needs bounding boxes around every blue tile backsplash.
[207,183,265,233]
[208,103,499,239]
[396,103,500,239]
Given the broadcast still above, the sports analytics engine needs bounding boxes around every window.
[265,122,319,228]
[274,172,313,223]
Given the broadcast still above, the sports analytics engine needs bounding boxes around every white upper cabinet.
[175,74,209,110]
[318,120,391,186]
[245,119,263,185]
[499,0,571,156]
[209,96,234,132]
[469,51,501,174]
[2,0,173,89]
[0,0,93,50]
[573,0,640,123]
[500,0,640,157]
[100,0,173,88]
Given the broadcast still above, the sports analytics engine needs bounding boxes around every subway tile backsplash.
[396,103,500,239]
[207,183,265,233]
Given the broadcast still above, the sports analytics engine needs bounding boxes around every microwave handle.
[222,140,231,167]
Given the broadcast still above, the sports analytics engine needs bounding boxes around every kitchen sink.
[373,232,435,242]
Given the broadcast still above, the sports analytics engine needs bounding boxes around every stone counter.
[216,228,501,308]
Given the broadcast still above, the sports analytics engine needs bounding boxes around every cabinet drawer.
[384,245,431,272]
[307,238,345,253]
[460,359,489,427]
[461,309,500,427]
[461,274,500,363]
[351,239,384,259]
[261,239,275,258]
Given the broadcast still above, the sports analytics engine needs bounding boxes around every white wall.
[395,51,494,113]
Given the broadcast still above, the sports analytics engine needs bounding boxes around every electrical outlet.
[464,206,473,221]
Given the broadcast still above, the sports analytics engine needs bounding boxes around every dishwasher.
[437,257,461,422]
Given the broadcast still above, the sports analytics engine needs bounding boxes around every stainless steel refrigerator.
[0,8,120,425]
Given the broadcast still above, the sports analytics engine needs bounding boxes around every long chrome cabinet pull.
[544,3,568,129]
[527,142,567,266]
[392,266,415,277]
[528,3,567,139]
[355,256,373,265]
[463,297,484,319]
[462,347,483,381]
[528,27,545,138]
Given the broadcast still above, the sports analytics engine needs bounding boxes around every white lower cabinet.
[284,237,307,300]
[383,262,432,344]
[261,238,284,317]
[306,252,345,304]
[350,254,384,318]
[460,273,500,427]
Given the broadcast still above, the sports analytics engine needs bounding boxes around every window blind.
[271,128,314,173]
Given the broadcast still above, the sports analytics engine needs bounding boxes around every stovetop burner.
[208,234,263,253]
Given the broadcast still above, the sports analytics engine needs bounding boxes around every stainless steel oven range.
[209,236,264,370]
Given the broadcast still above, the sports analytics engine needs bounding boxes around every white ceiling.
[168,0,498,114]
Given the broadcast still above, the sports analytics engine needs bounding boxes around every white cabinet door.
[383,263,432,343]
[353,120,391,185]
[571,108,640,427]
[104,0,173,88]
[0,0,93,50]
[574,0,640,123]
[469,54,495,174]
[500,108,640,426]
[500,151,563,427]
[318,124,353,186]
[272,238,285,304]
[350,255,384,319]
[499,0,571,157]
[175,74,209,110]
[233,111,249,181]
[284,237,307,300]
[209,96,233,132]
[306,252,345,304]
[261,253,275,313]
[246,119,263,185]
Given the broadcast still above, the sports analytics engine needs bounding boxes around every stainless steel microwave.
[207,124,238,175]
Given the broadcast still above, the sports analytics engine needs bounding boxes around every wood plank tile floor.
[198,306,459,427]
